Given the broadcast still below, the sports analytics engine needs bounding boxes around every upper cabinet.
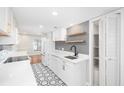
[52,28,66,41]
[0,8,12,36]
[0,8,18,45]
[0,8,8,35]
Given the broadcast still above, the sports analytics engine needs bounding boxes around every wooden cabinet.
[30,55,42,64]
[52,28,66,41]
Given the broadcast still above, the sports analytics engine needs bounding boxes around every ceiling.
[12,7,118,35]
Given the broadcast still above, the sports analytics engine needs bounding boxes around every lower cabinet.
[50,55,88,86]
[63,61,87,86]
[30,55,42,64]
[43,54,51,66]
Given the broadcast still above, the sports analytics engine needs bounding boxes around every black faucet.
[70,45,78,57]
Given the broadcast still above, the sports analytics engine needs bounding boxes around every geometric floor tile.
[31,63,67,86]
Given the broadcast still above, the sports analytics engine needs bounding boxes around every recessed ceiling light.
[40,25,43,28]
[52,11,58,16]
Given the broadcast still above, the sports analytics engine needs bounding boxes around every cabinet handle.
[6,23,11,33]
[62,65,65,71]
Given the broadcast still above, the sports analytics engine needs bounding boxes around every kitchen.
[0,7,124,86]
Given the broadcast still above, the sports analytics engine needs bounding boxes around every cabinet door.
[52,30,58,41]
[99,11,121,86]
[105,12,121,86]
[60,28,66,41]
[52,31,56,41]
[43,54,50,66]
[0,8,18,45]
[0,8,6,32]
[50,56,57,72]
[6,8,11,33]
[62,61,74,85]
[56,58,64,79]
[52,28,66,41]
[52,56,62,76]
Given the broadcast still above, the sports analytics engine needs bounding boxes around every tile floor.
[31,63,66,86]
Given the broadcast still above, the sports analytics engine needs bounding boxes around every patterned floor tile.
[31,63,66,86]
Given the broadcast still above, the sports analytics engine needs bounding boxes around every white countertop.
[0,50,44,64]
[9,51,43,57]
[0,51,29,64]
[28,51,42,56]
[0,60,37,86]
[9,51,28,57]
[51,50,89,64]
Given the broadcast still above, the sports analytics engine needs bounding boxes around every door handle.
[106,57,115,61]
[108,58,113,61]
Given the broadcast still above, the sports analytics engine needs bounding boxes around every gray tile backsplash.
[0,46,3,51]
[55,41,89,54]
[55,21,89,54]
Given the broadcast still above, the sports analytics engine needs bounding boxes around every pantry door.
[104,11,121,86]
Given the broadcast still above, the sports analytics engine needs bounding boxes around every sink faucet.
[70,45,78,57]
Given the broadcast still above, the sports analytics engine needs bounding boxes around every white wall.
[120,8,124,85]
[16,34,41,51]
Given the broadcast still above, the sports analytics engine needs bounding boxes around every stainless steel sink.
[64,56,77,60]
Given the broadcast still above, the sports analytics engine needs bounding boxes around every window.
[33,40,41,51]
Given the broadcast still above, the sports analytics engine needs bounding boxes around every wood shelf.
[94,46,99,48]
[94,34,99,35]
[65,40,85,43]
[94,57,99,60]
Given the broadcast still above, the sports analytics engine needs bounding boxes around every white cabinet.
[62,60,87,86]
[0,8,13,36]
[101,11,121,86]
[50,55,64,79]
[0,8,18,45]
[42,38,55,66]
[52,28,66,41]
[0,8,8,35]
[89,9,121,86]
[54,56,64,78]
[50,56,61,75]
[50,55,88,86]
[0,27,18,45]
[49,55,57,71]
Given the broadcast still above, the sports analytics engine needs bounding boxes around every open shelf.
[94,57,99,60]
[65,40,85,43]
[92,20,100,86]
[94,46,99,48]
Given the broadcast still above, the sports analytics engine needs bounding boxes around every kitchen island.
[0,60,37,86]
